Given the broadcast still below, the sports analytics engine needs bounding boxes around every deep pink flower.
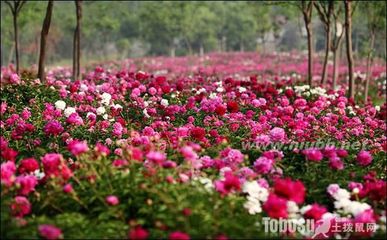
[303,204,327,221]
[214,171,241,196]
[15,175,38,195]
[106,195,119,206]
[169,231,190,240]
[1,147,18,161]
[262,193,288,219]
[302,148,323,162]
[1,161,16,187]
[67,140,89,156]
[269,127,286,142]
[18,158,39,174]
[63,183,73,193]
[129,226,149,240]
[273,178,305,204]
[146,151,166,165]
[38,224,63,240]
[10,196,31,217]
[44,120,64,136]
[253,156,274,174]
[356,150,372,166]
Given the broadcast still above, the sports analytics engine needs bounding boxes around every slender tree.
[298,0,314,86]
[4,0,26,74]
[37,0,54,82]
[344,0,354,99]
[314,0,333,86]
[73,0,82,80]
[363,2,386,103]
[331,3,344,89]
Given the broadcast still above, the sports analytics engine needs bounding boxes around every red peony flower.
[273,178,306,204]
[262,193,288,219]
[129,226,149,240]
[190,127,206,140]
[227,101,239,113]
[18,158,39,174]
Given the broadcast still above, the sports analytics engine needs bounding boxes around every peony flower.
[15,175,38,196]
[1,161,16,187]
[146,151,166,165]
[54,100,66,110]
[105,195,119,206]
[129,226,149,240]
[64,107,76,117]
[67,140,89,156]
[38,224,63,240]
[302,148,323,162]
[169,231,190,240]
[10,196,31,217]
[302,204,327,221]
[43,120,64,136]
[18,158,39,174]
[253,156,273,174]
[262,193,288,219]
[356,150,372,166]
[96,106,106,115]
[269,127,286,142]
[273,178,305,204]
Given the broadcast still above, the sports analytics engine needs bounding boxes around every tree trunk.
[344,0,354,99]
[8,42,15,65]
[306,23,313,86]
[38,0,54,82]
[364,32,375,103]
[170,46,175,58]
[73,0,82,80]
[13,14,19,74]
[199,43,204,57]
[321,24,331,85]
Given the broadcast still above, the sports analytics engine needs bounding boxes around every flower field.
[1,52,386,239]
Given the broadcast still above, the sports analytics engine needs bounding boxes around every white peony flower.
[102,114,108,120]
[333,188,350,200]
[64,107,76,117]
[101,92,112,106]
[96,106,106,115]
[160,99,169,107]
[244,196,262,215]
[55,100,66,110]
[242,181,269,202]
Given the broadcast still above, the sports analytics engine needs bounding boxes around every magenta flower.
[43,120,64,136]
[269,127,286,142]
[146,151,166,165]
[253,156,273,174]
[356,150,372,166]
[38,224,63,240]
[105,195,119,206]
[169,231,190,240]
[302,148,324,162]
[67,140,89,156]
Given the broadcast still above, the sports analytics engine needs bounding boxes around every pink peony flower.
[303,204,327,221]
[253,156,274,174]
[262,193,288,219]
[214,171,241,196]
[269,127,286,142]
[15,175,38,196]
[1,161,16,187]
[63,183,73,193]
[38,224,63,240]
[10,196,31,217]
[129,226,149,240]
[67,140,89,156]
[43,120,64,136]
[105,195,119,206]
[356,150,372,166]
[146,151,166,165]
[169,231,190,240]
[302,148,323,162]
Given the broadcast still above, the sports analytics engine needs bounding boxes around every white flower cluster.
[64,107,76,117]
[55,100,66,110]
[242,181,269,215]
[329,184,371,217]
[101,92,112,106]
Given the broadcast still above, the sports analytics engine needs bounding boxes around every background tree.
[314,0,333,85]
[4,0,26,74]
[297,0,314,86]
[363,1,386,103]
[344,0,357,99]
[331,2,345,89]
[37,0,53,82]
[73,0,82,80]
